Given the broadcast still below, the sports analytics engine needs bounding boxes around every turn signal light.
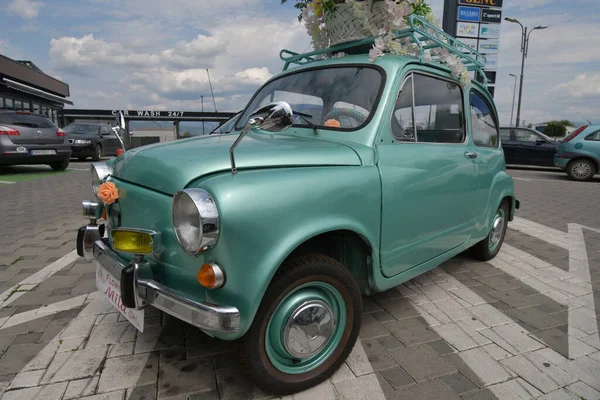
[197,263,225,289]
[57,129,66,137]
[111,230,154,254]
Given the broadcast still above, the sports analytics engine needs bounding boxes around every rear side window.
[65,124,101,134]
[391,73,465,143]
[499,128,511,142]
[0,113,55,128]
[585,130,600,141]
[470,91,499,147]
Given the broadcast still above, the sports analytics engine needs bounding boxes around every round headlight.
[91,162,111,195]
[172,189,220,254]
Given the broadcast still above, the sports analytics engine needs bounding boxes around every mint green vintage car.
[76,19,518,395]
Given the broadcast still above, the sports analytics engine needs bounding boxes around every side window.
[100,126,110,135]
[499,128,511,142]
[470,91,499,147]
[514,129,538,143]
[391,73,465,143]
[585,130,600,141]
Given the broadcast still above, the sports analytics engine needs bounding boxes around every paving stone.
[284,379,337,400]
[0,314,53,337]
[1,382,68,400]
[333,372,395,400]
[158,351,216,398]
[0,343,48,374]
[394,378,460,400]
[372,334,404,351]
[523,351,578,387]
[39,318,73,342]
[77,390,126,400]
[481,343,513,361]
[58,315,96,340]
[377,298,419,320]
[330,362,355,384]
[64,376,100,399]
[537,388,580,400]
[566,381,600,400]
[444,348,512,387]
[7,369,44,389]
[362,297,383,313]
[126,383,157,400]
[384,317,439,346]
[21,341,60,371]
[487,378,543,399]
[346,339,398,376]
[466,304,513,327]
[388,344,456,382]
[41,346,107,384]
[534,327,595,358]
[479,323,545,354]
[561,356,600,392]
[134,326,182,354]
[107,342,135,358]
[12,331,42,345]
[97,352,157,392]
[7,289,53,307]
[370,310,395,323]
[501,355,561,393]
[504,306,564,330]
[380,366,414,389]
[86,321,136,348]
[440,372,478,395]
[358,313,390,340]
[427,339,456,356]
[430,322,480,351]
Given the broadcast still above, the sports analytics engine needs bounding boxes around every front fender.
[194,166,381,339]
[476,170,516,239]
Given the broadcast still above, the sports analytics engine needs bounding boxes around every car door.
[377,72,478,277]
[100,125,119,156]
[499,128,518,164]
[584,129,600,160]
[469,90,504,217]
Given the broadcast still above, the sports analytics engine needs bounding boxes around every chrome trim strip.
[82,201,100,219]
[93,239,239,333]
[82,225,102,261]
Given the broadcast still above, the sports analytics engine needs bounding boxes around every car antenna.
[206,69,223,134]
[576,111,592,125]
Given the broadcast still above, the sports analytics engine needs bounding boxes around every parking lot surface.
[0,164,599,400]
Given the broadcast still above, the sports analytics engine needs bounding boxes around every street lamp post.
[504,18,548,128]
[509,73,517,127]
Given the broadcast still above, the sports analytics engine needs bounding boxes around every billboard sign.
[457,22,479,38]
[478,39,499,54]
[484,55,498,70]
[457,38,479,51]
[481,8,502,23]
[457,6,481,22]
[459,0,503,7]
[480,24,501,39]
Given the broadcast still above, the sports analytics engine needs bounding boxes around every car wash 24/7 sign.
[444,0,503,96]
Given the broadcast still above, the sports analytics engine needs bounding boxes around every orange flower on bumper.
[98,182,119,205]
[324,119,341,128]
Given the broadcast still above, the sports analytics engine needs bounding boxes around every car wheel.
[92,145,102,161]
[49,160,69,171]
[470,201,509,261]
[238,253,362,395]
[567,159,596,181]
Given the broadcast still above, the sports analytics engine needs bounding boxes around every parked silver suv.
[0,111,71,170]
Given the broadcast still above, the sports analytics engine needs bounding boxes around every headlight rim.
[172,188,220,255]
[91,162,112,195]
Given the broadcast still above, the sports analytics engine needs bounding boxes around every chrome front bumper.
[89,235,240,334]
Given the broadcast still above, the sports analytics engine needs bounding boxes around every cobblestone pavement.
[0,167,599,399]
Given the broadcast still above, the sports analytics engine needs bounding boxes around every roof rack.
[280,15,488,86]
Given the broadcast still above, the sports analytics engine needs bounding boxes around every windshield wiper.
[293,111,318,135]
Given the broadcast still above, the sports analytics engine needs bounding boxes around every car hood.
[110,132,361,194]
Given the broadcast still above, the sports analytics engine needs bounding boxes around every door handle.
[464,152,478,159]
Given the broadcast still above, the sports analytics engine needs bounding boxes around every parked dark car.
[499,127,558,167]
[65,122,123,161]
[0,111,71,170]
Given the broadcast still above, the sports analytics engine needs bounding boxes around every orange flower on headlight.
[324,119,341,128]
[98,182,119,205]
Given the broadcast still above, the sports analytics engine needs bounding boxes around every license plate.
[30,150,56,155]
[95,264,144,332]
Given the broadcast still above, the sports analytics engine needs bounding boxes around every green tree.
[544,121,571,138]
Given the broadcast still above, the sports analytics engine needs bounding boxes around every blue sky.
[1,0,599,126]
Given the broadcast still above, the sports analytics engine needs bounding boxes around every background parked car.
[64,122,123,161]
[555,124,600,181]
[499,127,558,167]
[0,110,71,170]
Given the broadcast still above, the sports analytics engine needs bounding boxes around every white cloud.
[557,73,600,99]
[0,39,8,53]
[6,0,43,19]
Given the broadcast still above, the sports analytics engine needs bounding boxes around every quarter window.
[585,130,600,141]
[391,73,465,143]
[470,91,499,147]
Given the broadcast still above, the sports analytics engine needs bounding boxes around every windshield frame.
[234,63,387,133]
[210,111,242,135]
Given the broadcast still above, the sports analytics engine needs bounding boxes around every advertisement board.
[481,8,502,23]
[484,55,498,70]
[457,6,481,22]
[457,22,479,38]
[478,39,499,54]
[479,24,501,39]
[458,0,503,7]
[457,38,479,51]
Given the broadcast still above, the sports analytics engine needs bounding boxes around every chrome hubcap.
[573,162,591,178]
[283,300,334,359]
[490,215,504,245]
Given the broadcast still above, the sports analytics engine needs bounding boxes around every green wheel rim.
[488,208,505,251]
[265,281,346,375]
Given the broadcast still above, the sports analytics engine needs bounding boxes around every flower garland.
[297,0,471,85]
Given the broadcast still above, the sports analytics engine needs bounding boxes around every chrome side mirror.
[229,102,294,174]
[115,111,125,130]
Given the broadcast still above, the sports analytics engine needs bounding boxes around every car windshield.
[235,66,383,131]
[210,112,241,134]
[0,113,55,128]
[65,124,100,134]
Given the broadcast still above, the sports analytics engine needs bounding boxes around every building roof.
[0,54,70,98]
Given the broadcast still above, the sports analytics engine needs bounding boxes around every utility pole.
[509,73,517,127]
[505,18,548,128]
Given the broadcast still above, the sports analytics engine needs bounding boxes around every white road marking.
[0,295,89,331]
[0,250,79,309]
[0,181,15,184]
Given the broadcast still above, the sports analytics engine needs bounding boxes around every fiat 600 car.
[76,20,519,395]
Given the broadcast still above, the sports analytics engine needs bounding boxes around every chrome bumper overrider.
[91,236,240,333]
